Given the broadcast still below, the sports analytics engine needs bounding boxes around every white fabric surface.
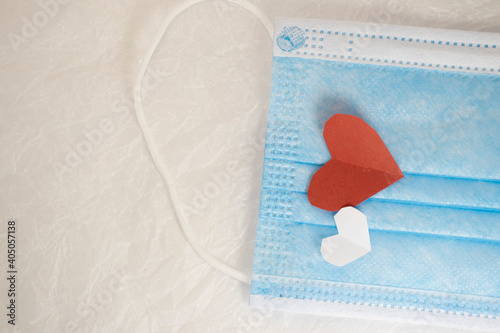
[1,1,499,332]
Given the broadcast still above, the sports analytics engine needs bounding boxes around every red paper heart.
[308,114,404,211]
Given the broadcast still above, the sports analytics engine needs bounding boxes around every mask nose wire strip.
[133,0,273,284]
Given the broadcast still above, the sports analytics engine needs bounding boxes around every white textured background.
[1,0,499,332]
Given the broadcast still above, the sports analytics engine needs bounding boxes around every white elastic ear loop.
[133,0,273,284]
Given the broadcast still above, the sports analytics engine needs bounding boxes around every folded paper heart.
[321,207,371,267]
[308,114,404,211]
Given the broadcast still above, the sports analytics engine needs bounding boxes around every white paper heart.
[321,207,371,267]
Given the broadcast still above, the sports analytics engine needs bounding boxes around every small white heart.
[321,207,371,267]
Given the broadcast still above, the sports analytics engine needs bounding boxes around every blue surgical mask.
[250,17,500,330]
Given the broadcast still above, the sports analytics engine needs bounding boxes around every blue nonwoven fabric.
[250,18,500,330]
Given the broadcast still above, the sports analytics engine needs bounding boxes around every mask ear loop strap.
[133,0,273,284]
